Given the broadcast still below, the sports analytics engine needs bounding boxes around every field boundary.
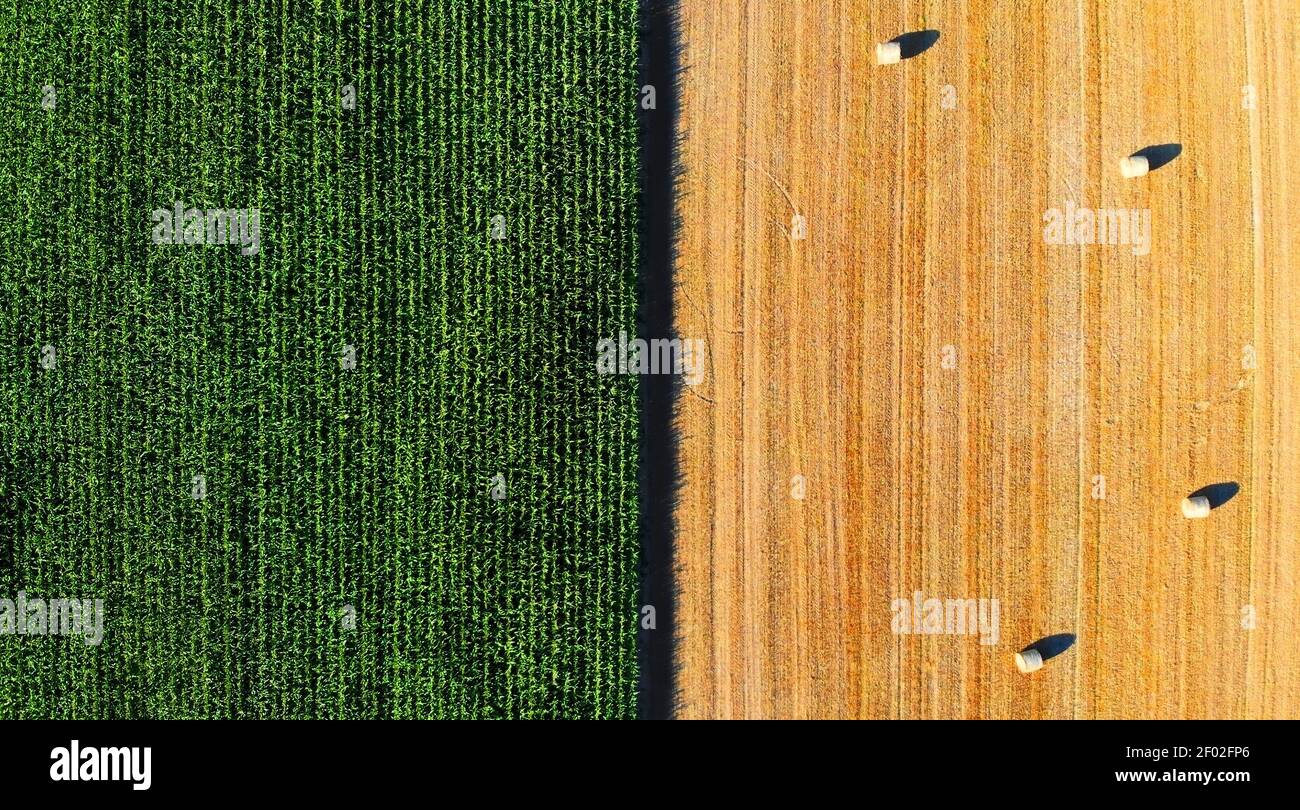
[637,0,683,720]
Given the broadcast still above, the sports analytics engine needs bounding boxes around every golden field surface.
[673,0,1300,718]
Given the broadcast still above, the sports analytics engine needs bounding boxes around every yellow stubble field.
[673,0,1300,718]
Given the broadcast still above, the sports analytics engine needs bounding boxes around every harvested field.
[674,0,1300,718]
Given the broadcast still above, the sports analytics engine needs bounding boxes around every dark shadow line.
[637,0,683,721]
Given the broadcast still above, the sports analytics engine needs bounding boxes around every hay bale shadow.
[1020,633,1076,663]
[1189,481,1240,510]
[1129,143,1183,172]
[889,29,941,59]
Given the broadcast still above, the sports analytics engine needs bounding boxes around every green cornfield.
[0,0,640,718]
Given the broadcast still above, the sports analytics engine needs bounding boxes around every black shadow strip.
[637,0,682,721]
